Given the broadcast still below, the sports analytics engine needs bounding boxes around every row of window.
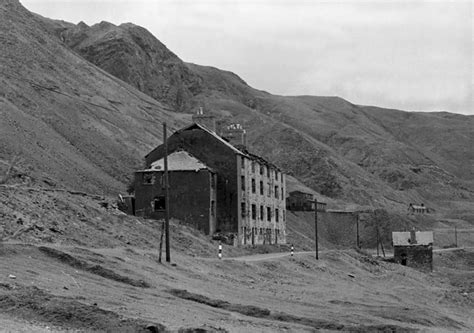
[241,203,284,222]
[142,172,216,188]
[241,157,283,182]
[244,227,281,236]
[241,176,284,199]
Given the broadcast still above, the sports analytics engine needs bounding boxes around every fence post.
[218,242,222,259]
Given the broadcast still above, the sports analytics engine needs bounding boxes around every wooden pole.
[315,199,319,260]
[158,220,165,263]
[376,225,380,256]
[164,123,171,263]
[356,213,360,248]
[454,226,458,248]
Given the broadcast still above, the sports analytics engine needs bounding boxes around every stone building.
[408,203,427,214]
[286,190,326,212]
[144,115,286,245]
[134,151,217,235]
[392,230,433,272]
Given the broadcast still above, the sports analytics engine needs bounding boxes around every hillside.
[0,0,188,194]
[34,11,474,216]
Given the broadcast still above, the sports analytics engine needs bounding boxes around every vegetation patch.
[38,246,150,288]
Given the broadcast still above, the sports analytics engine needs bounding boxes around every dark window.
[267,207,271,221]
[260,181,264,195]
[281,173,283,182]
[251,179,256,193]
[210,174,216,188]
[153,196,165,211]
[259,228,263,235]
[143,173,154,184]
[260,205,264,220]
[260,164,264,175]
[241,202,246,218]
[276,208,279,222]
[275,170,278,181]
[267,183,271,197]
[241,176,245,191]
[252,204,256,220]
[266,166,269,177]
[211,200,215,216]
[241,156,245,169]
[251,161,255,173]
[275,185,279,199]
[281,187,284,200]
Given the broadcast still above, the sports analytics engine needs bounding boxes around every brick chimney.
[192,107,216,132]
[220,123,247,149]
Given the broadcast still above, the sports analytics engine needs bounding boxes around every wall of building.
[394,245,433,272]
[134,170,216,235]
[237,156,286,245]
[144,127,239,233]
[286,192,314,211]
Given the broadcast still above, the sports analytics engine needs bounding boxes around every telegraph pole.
[163,123,171,263]
[356,212,360,249]
[309,198,319,260]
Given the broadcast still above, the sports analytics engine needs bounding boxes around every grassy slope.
[0,0,189,194]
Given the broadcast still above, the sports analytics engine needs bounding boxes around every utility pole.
[163,123,171,263]
[454,226,458,248]
[356,212,360,249]
[308,199,319,260]
[376,225,380,256]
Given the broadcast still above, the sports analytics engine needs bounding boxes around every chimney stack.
[192,107,216,132]
[220,123,247,149]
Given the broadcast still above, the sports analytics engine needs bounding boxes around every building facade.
[144,121,286,245]
[134,151,217,235]
[392,230,433,272]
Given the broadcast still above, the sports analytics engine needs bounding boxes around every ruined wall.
[145,127,239,233]
[134,170,215,235]
[393,245,433,272]
[237,156,286,245]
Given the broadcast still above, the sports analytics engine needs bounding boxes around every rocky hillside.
[2,0,474,217]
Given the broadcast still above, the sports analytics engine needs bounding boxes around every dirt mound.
[0,283,165,332]
[169,288,418,332]
[39,246,150,288]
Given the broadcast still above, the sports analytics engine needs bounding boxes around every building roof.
[145,122,282,171]
[138,150,213,172]
[392,231,433,246]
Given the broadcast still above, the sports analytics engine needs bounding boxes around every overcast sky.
[22,0,473,115]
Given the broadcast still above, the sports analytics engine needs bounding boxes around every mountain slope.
[0,0,188,193]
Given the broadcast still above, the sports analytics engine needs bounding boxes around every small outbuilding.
[286,190,326,211]
[134,150,217,235]
[392,230,433,272]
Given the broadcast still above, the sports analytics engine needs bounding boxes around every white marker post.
[290,244,294,256]
[218,242,222,259]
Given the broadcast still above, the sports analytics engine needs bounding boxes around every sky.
[22,0,473,115]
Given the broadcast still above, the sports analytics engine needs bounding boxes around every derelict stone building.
[143,115,286,245]
[134,151,217,235]
[392,230,433,272]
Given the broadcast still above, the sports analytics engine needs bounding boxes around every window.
[210,174,216,188]
[251,178,256,193]
[281,187,284,200]
[266,166,270,177]
[260,205,264,220]
[259,228,263,235]
[267,183,271,197]
[260,164,264,175]
[211,200,215,216]
[275,170,278,180]
[267,207,271,221]
[251,161,255,173]
[241,176,245,191]
[251,204,256,220]
[241,156,245,169]
[276,208,279,222]
[259,181,264,195]
[241,202,246,218]
[153,196,165,211]
[275,185,279,199]
[143,173,154,185]
[281,173,283,182]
